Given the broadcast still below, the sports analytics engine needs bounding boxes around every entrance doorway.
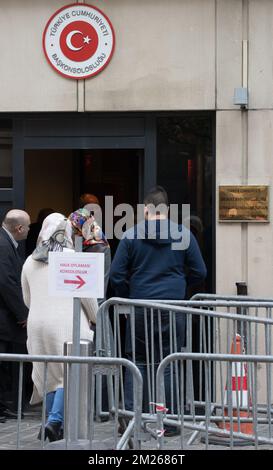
[79,148,141,214]
[10,112,214,292]
[156,116,214,294]
[24,148,143,256]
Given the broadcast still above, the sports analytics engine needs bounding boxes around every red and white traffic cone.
[218,334,253,435]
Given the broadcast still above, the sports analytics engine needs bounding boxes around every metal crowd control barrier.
[95,297,273,446]
[191,293,273,303]
[156,352,273,450]
[95,298,192,422]
[147,297,273,319]
[0,353,143,450]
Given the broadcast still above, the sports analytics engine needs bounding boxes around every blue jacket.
[110,219,207,300]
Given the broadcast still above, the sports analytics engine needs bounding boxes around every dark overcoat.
[0,227,28,344]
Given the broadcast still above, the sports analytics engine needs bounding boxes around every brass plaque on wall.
[219,185,269,222]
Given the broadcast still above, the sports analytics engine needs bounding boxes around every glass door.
[157,115,214,293]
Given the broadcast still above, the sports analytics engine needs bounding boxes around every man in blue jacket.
[110,186,207,416]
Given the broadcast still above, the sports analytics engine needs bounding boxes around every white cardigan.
[21,255,98,404]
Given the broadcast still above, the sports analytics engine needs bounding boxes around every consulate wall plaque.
[219,185,269,222]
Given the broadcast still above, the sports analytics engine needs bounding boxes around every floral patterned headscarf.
[68,208,108,247]
[32,213,73,262]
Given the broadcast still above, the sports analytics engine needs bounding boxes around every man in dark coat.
[110,186,207,423]
[0,209,30,418]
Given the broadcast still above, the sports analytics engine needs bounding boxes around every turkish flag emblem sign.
[43,3,115,80]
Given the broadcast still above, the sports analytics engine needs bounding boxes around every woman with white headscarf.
[21,213,98,442]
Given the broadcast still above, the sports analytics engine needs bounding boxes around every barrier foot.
[45,438,111,450]
[201,433,254,447]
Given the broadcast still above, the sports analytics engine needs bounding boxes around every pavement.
[0,406,271,451]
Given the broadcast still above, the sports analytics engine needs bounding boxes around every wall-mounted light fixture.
[233,87,248,108]
[233,39,248,109]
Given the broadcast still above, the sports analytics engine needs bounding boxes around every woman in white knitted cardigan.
[21,213,98,442]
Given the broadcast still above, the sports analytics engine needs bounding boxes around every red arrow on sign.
[64,275,86,289]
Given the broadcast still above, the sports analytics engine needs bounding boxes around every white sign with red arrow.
[48,252,104,298]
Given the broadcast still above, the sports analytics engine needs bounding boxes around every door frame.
[12,113,157,209]
[0,111,215,291]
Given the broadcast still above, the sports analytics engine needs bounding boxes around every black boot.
[44,421,62,442]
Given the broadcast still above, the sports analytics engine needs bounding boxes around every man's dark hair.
[144,185,168,207]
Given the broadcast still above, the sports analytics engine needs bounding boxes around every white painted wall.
[85,0,215,110]
[216,0,243,109]
[247,111,273,296]
[215,0,273,299]
[0,0,77,111]
[0,0,215,112]
[249,0,273,109]
[216,111,244,294]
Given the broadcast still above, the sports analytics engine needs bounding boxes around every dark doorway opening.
[24,148,143,257]
[157,115,214,294]
[156,115,214,403]
[79,149,141,210]
[78,149,142,256]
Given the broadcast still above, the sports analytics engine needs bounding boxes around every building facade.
[0,0,273,297]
